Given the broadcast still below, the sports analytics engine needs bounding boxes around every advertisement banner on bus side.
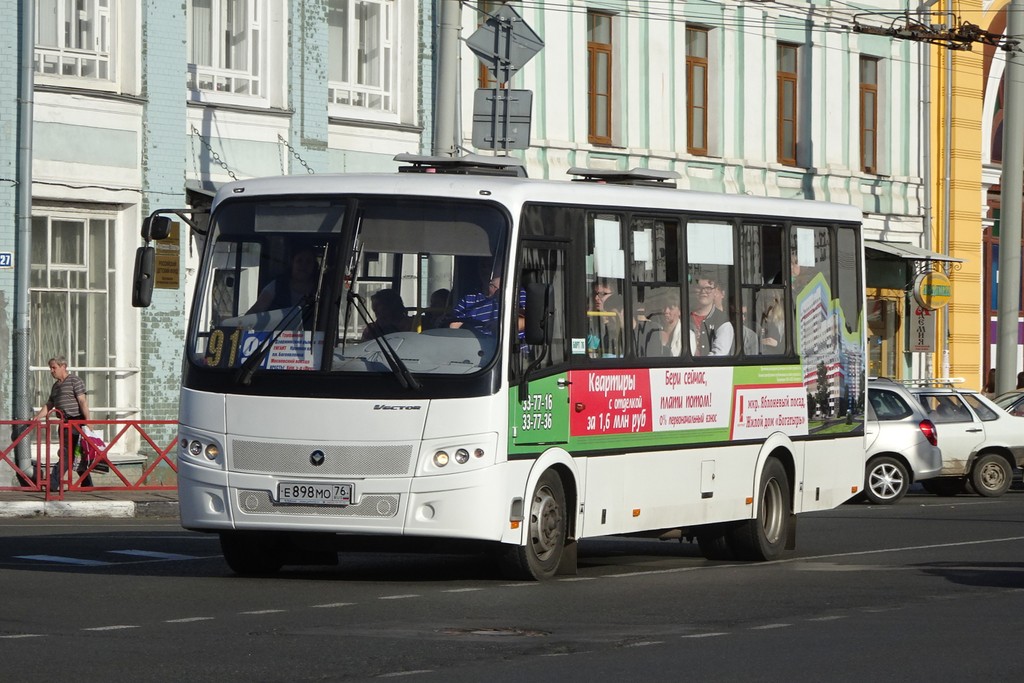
[563,365,808,440]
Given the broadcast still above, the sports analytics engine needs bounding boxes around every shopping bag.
[80,426,111,474]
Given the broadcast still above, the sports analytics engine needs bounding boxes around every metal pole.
[941,11,953,380]
[14,1,35,475]
[432,0,462,157]
[996,0,1024,395]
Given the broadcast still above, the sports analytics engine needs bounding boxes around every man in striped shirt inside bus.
[449,267,525,337]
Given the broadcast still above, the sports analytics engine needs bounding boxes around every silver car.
[864,379,942,504]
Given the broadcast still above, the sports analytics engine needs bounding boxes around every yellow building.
[931,0,985,388]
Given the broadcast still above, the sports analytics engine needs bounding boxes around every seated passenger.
[644,294,684,357]
[362,288,412,340]
[587,280,625,357]
[421,288,452,330]
[689,278,729,356]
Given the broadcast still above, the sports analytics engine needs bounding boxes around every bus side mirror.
[132,246,156,308]
[524,283,552,346]
[142,215,172,241]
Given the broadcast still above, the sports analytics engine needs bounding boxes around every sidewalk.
[0,489,179,519]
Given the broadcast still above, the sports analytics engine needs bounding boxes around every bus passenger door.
[511,243,570,448]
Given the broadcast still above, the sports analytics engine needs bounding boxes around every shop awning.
[865,240,964,263]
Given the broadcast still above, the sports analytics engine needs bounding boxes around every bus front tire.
[220,531,286,576]
[501,470,566,581]
[728,458,791,561]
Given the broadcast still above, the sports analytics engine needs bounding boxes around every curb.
[0,501,137,519]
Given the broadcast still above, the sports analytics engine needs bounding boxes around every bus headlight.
[454,448,470,464]
[433,450,450,467]
[188,440,203,456]
[204,444,220,460]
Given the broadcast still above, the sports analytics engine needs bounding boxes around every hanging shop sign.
[913,271,952,310]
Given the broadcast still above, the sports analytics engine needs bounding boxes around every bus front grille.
[230,440,415,477]
[236,490,401,518]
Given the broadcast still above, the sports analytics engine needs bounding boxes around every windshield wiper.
[347,290,420,390]
[235,297,313,386]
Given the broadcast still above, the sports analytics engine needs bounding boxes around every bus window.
[686,221,733,357]
[516,244,567,374]
[629,216,682,359]
[740,223,785,357]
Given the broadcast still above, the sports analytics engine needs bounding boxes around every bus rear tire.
[220,531,286,575]
[728,458,791,561]
[500,470,566,581]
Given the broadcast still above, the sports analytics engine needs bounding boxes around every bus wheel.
[728,458,791,561]
[971,453,1012,497]
[501,470,566,581]
[220,531,286,575]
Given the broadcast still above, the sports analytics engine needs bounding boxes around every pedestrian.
[32,356,92,491]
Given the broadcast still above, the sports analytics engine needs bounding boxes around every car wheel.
[970,453,1012,497]
[865,456,909,505]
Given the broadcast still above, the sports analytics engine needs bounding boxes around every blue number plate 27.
[277,482,353,506]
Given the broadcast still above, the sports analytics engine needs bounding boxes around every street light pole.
[14,0,35,474]
[996,0,1024,395]
[433,0,462,157]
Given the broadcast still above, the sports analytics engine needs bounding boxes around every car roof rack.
[394,153,527,177]
[566,167,681,188]
[899,377,965,387]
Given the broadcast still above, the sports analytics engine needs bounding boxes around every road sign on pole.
[466,5,543,84]
[472,89,533,151]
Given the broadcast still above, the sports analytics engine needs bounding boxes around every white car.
[906,383,1024,497]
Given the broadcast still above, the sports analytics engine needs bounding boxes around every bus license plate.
[277,482,353,506]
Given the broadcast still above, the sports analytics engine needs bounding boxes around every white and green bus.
[143,157,865,579]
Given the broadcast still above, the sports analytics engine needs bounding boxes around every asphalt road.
[2,489,1023,682]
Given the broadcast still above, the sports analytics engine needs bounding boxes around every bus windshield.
[187,196,512,379]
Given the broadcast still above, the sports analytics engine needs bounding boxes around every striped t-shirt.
[48,374,86,420]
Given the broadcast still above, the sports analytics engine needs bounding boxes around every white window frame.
[29,209,135,418]
[35,0,114,83]
[327,0,399,122]
[187,0,265,103]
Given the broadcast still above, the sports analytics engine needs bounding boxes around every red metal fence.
[1,418,178,500]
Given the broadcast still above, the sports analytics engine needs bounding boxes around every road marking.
[625,640,663,647]
[165,617,215,623]
[313,602,355,608]
[379,594,419,600]
[807,615,846,622]
[83,625,139,631]
[15,555,111,566]
[558,577,598,582]
[0,634,44,639]
[681,632,728,639]
[377,671,433,678]
[240,609,285,615]
[750,623,790,630]
[108,549,198,561]
[441,588,483,593]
